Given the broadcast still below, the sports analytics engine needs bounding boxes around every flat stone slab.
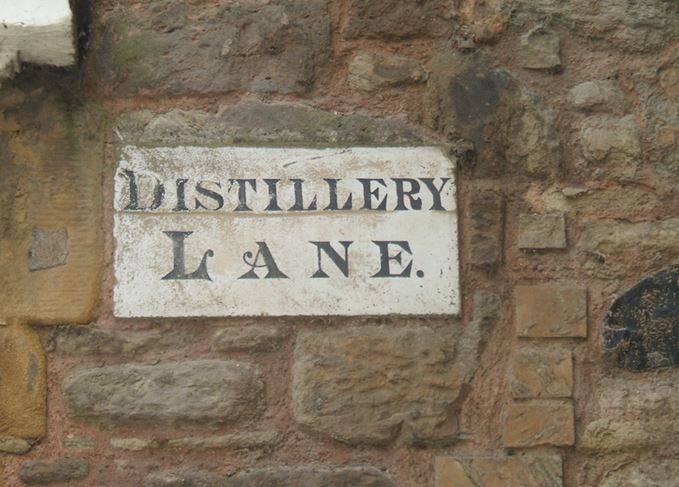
[113,146,459,317]
[63,360,264,426]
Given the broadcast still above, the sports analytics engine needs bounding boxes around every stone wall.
[1,0,679,485]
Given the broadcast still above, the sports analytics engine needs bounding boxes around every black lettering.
[121,169,164,211]
[323,179,352,211]
[231,179,257,211]
[289,179,318,211]
[393,178,422,211]
[358,178,388,210]
[174,178,189,211]
[263,179,283,211]
[161,231,214,280]
[419,178,451,211]
[238,242,289,279]
[371,241,413,278]
[310,241,353,277]
[194,181,224,210]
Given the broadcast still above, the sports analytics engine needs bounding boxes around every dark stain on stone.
[27,354,38,392]
[603,265,679,371]
[448,67,511,124]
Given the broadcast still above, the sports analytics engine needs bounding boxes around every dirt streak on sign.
[113,146,459,317]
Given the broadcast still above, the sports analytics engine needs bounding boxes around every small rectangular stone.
[511,348,573,398]
[515,285,587,337]
[518,213,567,249]
[504,401,575,447]
[435,454,563,487]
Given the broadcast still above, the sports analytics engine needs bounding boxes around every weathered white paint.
[114,146,459,317]
[0,0,74,81]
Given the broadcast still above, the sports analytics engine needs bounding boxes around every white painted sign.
[113,146,459,317]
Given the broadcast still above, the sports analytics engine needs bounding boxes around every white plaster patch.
[114,146,459,317]
[0,0,74,81]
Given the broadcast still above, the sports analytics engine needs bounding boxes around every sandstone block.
[0,87,104,324]
[343,0,448,39]
[116,100,423,148]
[0,324,46,439]
[145,466,395,487]
[601,459,679,487]
[518,213,567,249]
[110,438,160,452]
[581,377,679,451]
[569,80,628,113]
[50,325,187,356]
[212,325,287,352]
[166,431,279,451]
[578,218,679,254]
[511,349,573,398]
[19,459,88,485]
[348,52,426,91]
[0,437,32,454]
[63,436,95,451]
[580,115,641,178]
[94,0,329,95]
[512,0,679,52]
[63,360,264,426]
[435,454,563,487]
[429,52,559,178]
[468,190,505,268]
[515,285,587,338]
[518,26,561,71]
[293,320,498,445]
[504,401,575,447]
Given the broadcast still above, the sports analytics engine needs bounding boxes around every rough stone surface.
[581,377,679,451]
[167,432,279,451]
[600,460,679,487]
[570,80,628,113]
[0,437,32,454]
[63,360,264,426]
[0,82,104,324]
[435,454,563,487]
[518,27,561,71]
[293,298,499,445]
[511,349,573,399]
[116,100,424,147]
[63,436,95,451]
[517,213,567,249]
[49,324,188,356]
[110,438,160,452]
[0,324,46,439]
[515,285,587,337]
[580,115,641,179]
[468,190,505,269]
[343,0,449,39]
[512,0,679,52]
[145,466,396,487]
[578,218,679,254]
[27,228,68,271]
[348,52,426,91]
[504,402,575,447]
[602,265,679,371]
[93,0,330,95]
[19,458,89,484]
[430,52,559,178]
[212,326,288,352]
